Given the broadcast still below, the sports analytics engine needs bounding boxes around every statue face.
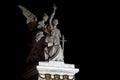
[45,74,51,79]
[43,15,48,22]
[53,19,58,26]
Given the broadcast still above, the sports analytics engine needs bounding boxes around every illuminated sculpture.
[18,4,79,80]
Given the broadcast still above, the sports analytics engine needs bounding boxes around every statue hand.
[53,4,57,10]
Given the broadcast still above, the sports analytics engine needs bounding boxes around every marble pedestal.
[36,61,79,80]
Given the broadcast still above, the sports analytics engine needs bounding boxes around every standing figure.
[23,13,49,80]
[44,4,64,61]
[18,5,49,80]
[26,13,49,63]
[18,5,49,63]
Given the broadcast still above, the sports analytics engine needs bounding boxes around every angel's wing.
[18,5,37,24]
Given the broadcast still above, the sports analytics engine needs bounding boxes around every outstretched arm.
[49,4,57,29]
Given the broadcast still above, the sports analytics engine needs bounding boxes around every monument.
[18,4,79,80]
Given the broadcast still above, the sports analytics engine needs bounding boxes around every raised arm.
[49,4,57,29]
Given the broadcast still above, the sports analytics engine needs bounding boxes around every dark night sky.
[1,0,115,80]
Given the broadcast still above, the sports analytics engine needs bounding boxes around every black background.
[1,0,117,80]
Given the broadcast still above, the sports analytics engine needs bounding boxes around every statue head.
[63,75,69,79]
[42,13,49,22]
[45,74,51,79]
[54,74,60,79]
[53,19,59,26]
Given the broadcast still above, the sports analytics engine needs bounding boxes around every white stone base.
[36,61,79,80]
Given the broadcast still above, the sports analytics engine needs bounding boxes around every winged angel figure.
[18,4,64,63]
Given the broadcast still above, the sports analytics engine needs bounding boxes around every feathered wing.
[18,5,37,24]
